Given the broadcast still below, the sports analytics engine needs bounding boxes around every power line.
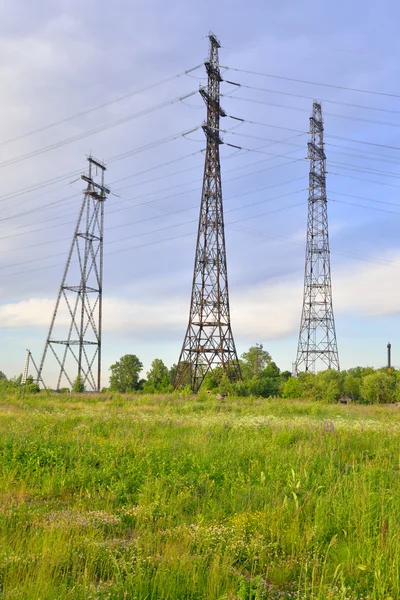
[221,65,400,99]
[0,141,300,239]
[330,161,400,180]
[0,128,203,224]
[234,113,400,151]
[330,190,400,208]
[9,170,400,275]
[232,223,400,268]
[223,80,400,115]
[1,66,202,147]
[330,171,400,189]
[0,91,198,170]
[0,194,305,277]
[1,178,307,258]
[221,128,305,149]
[0,141,304,230]
[4,193,400,279]
[331,197,400,216]
[223,94,400,129]
[2,112,397,222]
[327,146,400,166]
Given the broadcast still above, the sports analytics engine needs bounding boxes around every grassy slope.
[1,394,400,599]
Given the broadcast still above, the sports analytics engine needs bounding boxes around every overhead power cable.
[0,141,302,237]
[1,65,202,146]
[222,94,400,129]
[330,171,400,189]
[220,65,400,99]
[3,109,399,218]
[0,160,307,253]
[0,90,197,170]
[329,161,400,180]
[327,146,400,166]
[229,114,400,151]
[223,80,400,115]
[0,136,305,229]
[330,197,400,216]
[0,127,203,224]
[232,223,400,268]
[0,190,306,273]
[330,191,400,209]
[4,195,400,278]
[13,174,400,272]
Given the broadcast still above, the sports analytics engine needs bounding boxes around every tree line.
[106,346,400,404]
[0,346,398,404]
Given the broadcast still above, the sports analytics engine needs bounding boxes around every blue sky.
[0,0,400,386]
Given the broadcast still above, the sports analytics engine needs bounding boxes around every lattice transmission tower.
[38,156,110,391]
[295,101,339,373]
[174,33,241,392]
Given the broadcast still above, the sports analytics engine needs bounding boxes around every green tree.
[72,375,85,393]
[343,373,361,400]
[200,366,226,391]
[169,363,177,385]
[361,372,396,404]
[247,376,279,397]
[240,344,272,380]
[143,359,172,392]
[109,354,143,393]
[262,361,280,378]
[201,370,219,391]
[346,366,375,379]
[299,370,343,402]
[282,376,303,399]
[24,375,40,395]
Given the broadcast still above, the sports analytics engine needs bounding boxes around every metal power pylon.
[174,33,241,392]
[38,156,110,391]
[295,101,339,373]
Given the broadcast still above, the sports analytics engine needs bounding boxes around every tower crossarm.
[307,141,326,161]
[199,87,226,117]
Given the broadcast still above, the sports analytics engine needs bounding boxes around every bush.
[25,383,40,394]
[72,376,85,393]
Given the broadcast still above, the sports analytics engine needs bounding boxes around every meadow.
[1,393,400,599]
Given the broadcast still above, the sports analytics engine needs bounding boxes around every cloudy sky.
[1,0,400,386]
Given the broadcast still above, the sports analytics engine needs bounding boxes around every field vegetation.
[1,393,400,599]
[3,344,399,406]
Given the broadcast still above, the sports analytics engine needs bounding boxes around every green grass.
[1,394,400,599]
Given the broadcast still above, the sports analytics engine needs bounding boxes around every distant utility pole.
[38,156,110,391]
[295,101,339,374]
[388,342,392,374]
[174,33,241,392]
[21,349,46,396]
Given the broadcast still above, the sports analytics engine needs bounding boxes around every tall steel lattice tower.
[38,156,110,391]
[295,101,339,373]
[174,33,241,392]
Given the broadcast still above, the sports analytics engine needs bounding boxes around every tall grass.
[1,394,400,598]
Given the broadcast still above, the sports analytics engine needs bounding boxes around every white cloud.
[1,250,399,341]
